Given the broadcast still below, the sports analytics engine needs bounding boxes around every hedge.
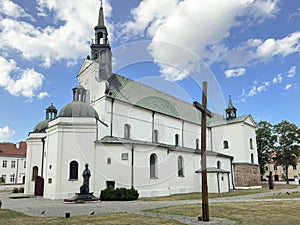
[100,187,139,201]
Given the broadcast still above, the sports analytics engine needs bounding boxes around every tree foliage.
[256,121,276,174]
[272,120,300,184]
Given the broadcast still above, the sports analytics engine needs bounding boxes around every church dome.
[58,101,99,120]
[33,103,58,133]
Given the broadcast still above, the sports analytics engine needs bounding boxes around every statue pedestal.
[64,192,100,203]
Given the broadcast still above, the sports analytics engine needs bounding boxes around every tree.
[256,121,276,175]
[273,120,300,184]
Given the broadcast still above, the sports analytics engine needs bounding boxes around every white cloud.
[223,32,300,67]
[0,126,15,141]
[120,0,280,81]
[37,92,50,99]
[242,80,270,98]
[272,73,282,84]
[0,0,112,67]
[0,56,45,98]
[224,68,246,78]
[287,66,296,78]
[0,0,34,20]
[285,84,292,90]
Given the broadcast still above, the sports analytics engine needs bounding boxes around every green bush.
[12,187,19,193]
[100,187,139,201]
[19,187,24,193]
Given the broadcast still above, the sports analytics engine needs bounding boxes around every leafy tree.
[273,120,300,184]
[256,121,276,175]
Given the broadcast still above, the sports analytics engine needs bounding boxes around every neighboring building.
[262,153,300,182]
[0,142,27,184]
[25,4,260,200]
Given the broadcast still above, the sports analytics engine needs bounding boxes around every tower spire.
[98,1,105,27]
[225,95,237,119]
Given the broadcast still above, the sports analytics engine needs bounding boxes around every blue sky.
[0,0,299,143]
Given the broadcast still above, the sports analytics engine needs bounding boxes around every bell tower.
[225,95,237,119]
[90,2,112,80]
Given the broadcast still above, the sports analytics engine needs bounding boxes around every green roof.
[107,74,203,125]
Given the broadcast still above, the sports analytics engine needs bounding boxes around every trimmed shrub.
[100,187,139,201]
[12,187,19,193]
[19,187,24,193]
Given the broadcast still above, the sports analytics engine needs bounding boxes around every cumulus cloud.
[285,84,292,90]
[272,73,282,84]
[224,68,246,78]
[0,0,112,67]
[0,126,15,141]
[37,92,50,99]
[0,56,45,98]
[0,0,34,20]
[287,66,296,78]
[120,0,280,81]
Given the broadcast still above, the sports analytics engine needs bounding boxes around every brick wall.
[234,163,261,187]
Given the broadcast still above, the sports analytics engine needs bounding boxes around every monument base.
[64,192,100,203]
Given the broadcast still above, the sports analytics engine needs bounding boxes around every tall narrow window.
[250,138,253,149]
[178,156,184,177]
[217,160,221,169]
[11,161,16,168]
[251,153,254,164]
[150,153,157,179]
[196,139,200,150]
[32,166,38,181]
[223,140,229,149]
[175,134,180,146]
[69,161,79,180]
[124,124,131,139]
[2,160,7,168]
[153,129,159,143]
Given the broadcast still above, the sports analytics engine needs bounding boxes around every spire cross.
[193,81,213,222]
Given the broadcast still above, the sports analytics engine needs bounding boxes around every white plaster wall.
[25,133,46,195]
[0,156,26,184]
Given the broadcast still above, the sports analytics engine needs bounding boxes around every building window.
[265,166,268,171]
[24,161,26,169]
[175,134,180,146]
[178,156,184,177]
[274,165,277,171]
[251,153,254,164]
[250,138,253,149]
[2,160,7,168]
[293,165,297,170]
[32,166,38,181]
[10,174,15,183]
[69,161,79,180]
[107,157,111,165]
[196,139,199,150]
[124,124,131,139]
[150,153,158,179]
[11,161,16,168]
[121,153,128,160]
[153,129,159,143]
[223,140,229,149]
[217,160,221,169]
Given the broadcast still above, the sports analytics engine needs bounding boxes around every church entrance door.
[34,176,44,196]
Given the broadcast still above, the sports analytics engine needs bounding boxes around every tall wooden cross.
[193,81,213,222]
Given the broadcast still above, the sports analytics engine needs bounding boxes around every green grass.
[0,210,183,225]
[139,184,298,201]
[146,201,300,225]
[257,191,300,199]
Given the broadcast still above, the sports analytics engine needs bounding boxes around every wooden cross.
[193,81,213,222]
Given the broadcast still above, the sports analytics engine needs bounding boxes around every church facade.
[25,5,260,200]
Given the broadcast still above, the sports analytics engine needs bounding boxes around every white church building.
[25,5,260,200]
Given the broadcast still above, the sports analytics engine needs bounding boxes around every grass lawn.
[146,201,300,225]
[139,184,298,201]
[0,210,183,225]
[257,191,300,199]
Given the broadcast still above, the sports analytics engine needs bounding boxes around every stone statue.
[80,163,91,194]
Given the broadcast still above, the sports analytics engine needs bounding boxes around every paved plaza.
[1,186,300,225]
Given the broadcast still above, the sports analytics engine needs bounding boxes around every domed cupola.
[33,103,57,133]
[58,85,99,120]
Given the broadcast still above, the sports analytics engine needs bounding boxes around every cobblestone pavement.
[1,186,300,225]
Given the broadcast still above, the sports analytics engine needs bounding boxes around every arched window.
[69,161,79,180]
[250,138,253,149]
[124,124,131,139]
[32,166,38,181]
[150,153,158,179]
[223,140,229,149]
[153,129,159,143]
[175,134,180,146]
[196,139,199,150]
[251,153,254,164]
[178,156,184,177]
[217,160,221,169]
